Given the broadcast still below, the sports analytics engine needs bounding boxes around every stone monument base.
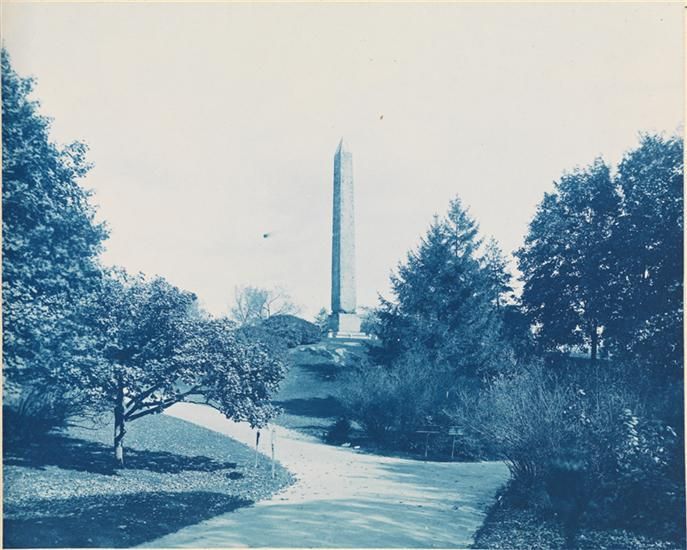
[328,312,368,340]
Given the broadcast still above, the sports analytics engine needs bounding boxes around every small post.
[254,430,261,468]
[270,428,276,479]
[416,429,439,460]
[448,427,462,460]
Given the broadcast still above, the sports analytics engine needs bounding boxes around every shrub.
[3,385,84,443]
[326,417,352,444]
[260,315,321,348]
[340,353,441,448]
[472,362,685,540]
[238,324,289,358]
[358,307,381,336]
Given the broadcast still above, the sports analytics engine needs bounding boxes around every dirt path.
[143,403,509,548]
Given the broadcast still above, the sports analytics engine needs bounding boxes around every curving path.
[143,403,509,548]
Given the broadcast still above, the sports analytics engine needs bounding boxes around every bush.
[238,325,289,357]
[472,362,685,540]
[339,352,489,458]
[260,315,321,348]
[340,353,442,448]
[326,417,352,444]
[3,385,83,444]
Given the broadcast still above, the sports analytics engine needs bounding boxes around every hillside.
[3,413,292,547]
[272,340,370,438]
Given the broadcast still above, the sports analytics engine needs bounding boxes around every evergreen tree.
[377,198,507,378]
[482,237,513,312]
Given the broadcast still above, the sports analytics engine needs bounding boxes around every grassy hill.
[3,412,292,548]
[272,340,370,439]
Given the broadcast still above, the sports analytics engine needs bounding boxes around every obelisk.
[330,138,363,337]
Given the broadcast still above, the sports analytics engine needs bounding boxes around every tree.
[2,49,106,395]
[482,237,514,312]
[86,273,285,467]
[376,197,509,379]
[314,307,330,335]
[517,159,620,360]
[610,135,683,369]
[358,306,381,336]
[518,137,683,366]
[230,285,299,326]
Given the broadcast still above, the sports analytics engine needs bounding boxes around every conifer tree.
[377,198,508,378]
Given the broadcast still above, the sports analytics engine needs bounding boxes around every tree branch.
[124,385,204,421]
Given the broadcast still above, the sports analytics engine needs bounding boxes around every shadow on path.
[4,491,252,548]
[144,493,490,548]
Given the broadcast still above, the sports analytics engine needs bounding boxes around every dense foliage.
[517,135,683,365]
[61,272,285,466]
[517,160,619,359]
[343,199,516,454]
[468,361,684,543]
[239,314,320,358]
[339,133,684,545]
[2,52,287,466]
[610,135,684,369]
[485,136,682,544]
[2,49,107,395]
[374,198,512,376]
[260,314,321,347]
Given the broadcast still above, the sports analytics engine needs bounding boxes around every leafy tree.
[518,137,683,366]
[610,135,683,369]
[230,285,299,326]
[500,302,537,361]
[517,159,620,360]
[85,273,284,467]
[2,49,106,396]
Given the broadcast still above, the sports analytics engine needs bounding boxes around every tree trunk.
[114,381,126,468]
[590,321,598,362]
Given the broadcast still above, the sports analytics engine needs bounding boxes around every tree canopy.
[2,51,288,467]
[517,159,620,359]
[376,197,511,378]
[85,273,286,466]
[2,48,107,389]
[611,135,683,368]
[517,135,683,366]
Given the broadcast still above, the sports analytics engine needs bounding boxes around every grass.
[472,481,684,550]
[272,340,368,438]
[3,412,293,548]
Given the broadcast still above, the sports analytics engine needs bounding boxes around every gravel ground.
[3,413,292,547]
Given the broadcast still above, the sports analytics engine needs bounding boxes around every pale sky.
[2,2,683,319]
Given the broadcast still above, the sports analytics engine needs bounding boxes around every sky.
[2,2,684,319]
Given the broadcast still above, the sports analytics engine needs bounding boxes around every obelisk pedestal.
[329,139,366,339]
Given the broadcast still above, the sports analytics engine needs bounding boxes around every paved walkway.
[143,403,509,548]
